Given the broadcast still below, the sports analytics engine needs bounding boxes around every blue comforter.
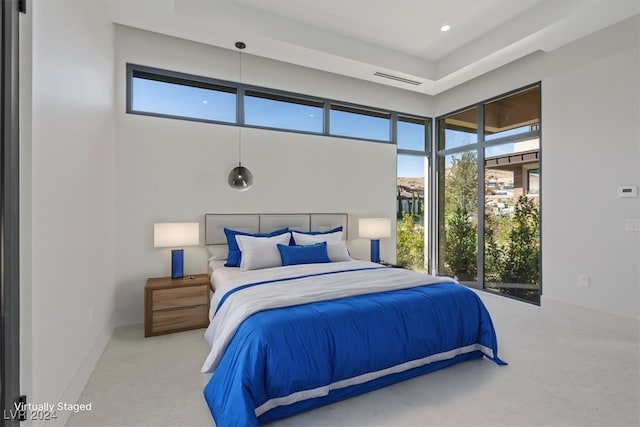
[203,268,505,426]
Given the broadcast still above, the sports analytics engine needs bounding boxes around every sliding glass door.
[436,84,541,304]
[437,107,479,284]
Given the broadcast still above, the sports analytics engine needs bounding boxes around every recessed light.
[441,24,451,32]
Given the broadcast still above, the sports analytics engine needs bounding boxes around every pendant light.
[228,41,254,191]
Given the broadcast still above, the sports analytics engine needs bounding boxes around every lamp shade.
[358,218,391,239]
[228,164,253,191]
[154,223,199,248]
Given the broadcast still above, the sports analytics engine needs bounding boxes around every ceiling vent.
[373,71,421,86]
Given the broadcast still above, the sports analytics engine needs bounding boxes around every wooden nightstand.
[144,274,210,337]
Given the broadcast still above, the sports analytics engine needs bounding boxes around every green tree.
[484,212,503,282]
[446,151,478,215]
[501,196,540,284]
[444,205,477,279]
[443,152,478,278]
[396,212,424,271]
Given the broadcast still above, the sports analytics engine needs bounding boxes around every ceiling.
[107,0,640,95]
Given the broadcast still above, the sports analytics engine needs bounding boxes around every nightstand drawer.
[152,305,209,334]
[145,274,211,337]
[152,284,208,311]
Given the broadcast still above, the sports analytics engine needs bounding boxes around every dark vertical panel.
[537,84,543,296]
[390,111,397,145]
[477,103,485,290]
[1,0,21,425]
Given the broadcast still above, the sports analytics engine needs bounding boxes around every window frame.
[127,64,239,126]
[525,165,540,196]
[397,115,430,154]
[329,103,392,142]
[244,89,325,133]
[126,63,430,146]
[432,82,542,304]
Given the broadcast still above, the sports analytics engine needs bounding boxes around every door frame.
[1,0,22,425]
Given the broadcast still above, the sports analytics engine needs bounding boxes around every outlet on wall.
[578,274,590,288]
[626,219,640,231]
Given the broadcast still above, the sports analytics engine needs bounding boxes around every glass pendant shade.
[228,163,253,191]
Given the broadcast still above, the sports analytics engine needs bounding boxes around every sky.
[133,77,530,180]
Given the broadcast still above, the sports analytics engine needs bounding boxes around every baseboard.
[113,308,143,327]
[46,316,115,426]
[540,295,640,338]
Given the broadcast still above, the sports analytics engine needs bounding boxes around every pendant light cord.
[237,41,245,167]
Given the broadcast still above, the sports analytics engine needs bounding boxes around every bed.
[201,214,506,426]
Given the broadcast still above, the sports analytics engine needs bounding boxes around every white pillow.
[326,241,352,262]
[208,259,226,272]
[292,232,351,262]
[207,245,228,261]
[236,233,291,271]
[291,230,343,245]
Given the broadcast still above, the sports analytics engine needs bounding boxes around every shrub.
[443,205,477,279]
[443,152,478,279]
[484,212,503,282]
[396,212,425,271]
[501,196,540,284]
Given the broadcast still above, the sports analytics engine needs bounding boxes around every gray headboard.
[205,213,348,245]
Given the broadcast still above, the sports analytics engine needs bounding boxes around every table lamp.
[154,222,200,279]
[359,218,391,263]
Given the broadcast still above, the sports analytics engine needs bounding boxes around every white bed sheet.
[208,261,371,320]
[202,261,454,373]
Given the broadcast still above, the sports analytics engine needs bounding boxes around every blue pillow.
[224,227,289,267]
[289,226,342,245]
[277,242,331,266]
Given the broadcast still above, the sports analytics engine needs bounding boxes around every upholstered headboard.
[205,213,348,245]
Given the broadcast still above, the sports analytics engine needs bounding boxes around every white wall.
[435,16,640,320]
[19,10,637,420]
[30,0,115,423]
[114,26,432,324]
